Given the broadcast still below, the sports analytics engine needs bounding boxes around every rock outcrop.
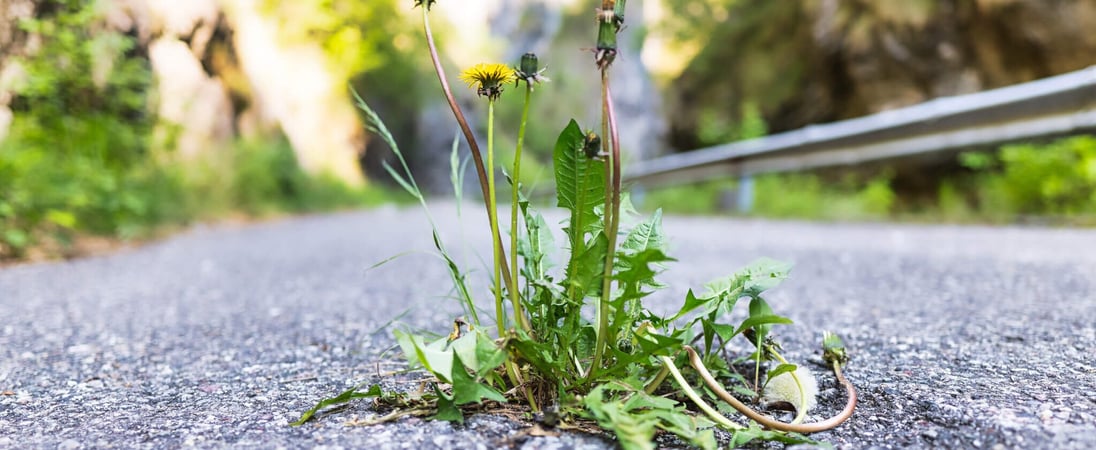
[2,0,366,186]
[226,0,365,186]
[669,0,1096,150]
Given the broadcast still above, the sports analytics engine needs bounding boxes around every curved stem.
[685,346,857,433]
[510,87,533,334]
[421,8,515,319]
[659,356,743,431]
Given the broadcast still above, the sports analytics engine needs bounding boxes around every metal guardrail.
[626,65,1096,192]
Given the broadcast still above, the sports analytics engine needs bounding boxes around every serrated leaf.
[729,424,823,447]
[615,248,673,291]
[290,384,383,426]
[565,232,608,298]
[739,258,792,298]
[583,381,717,450]
[473,329,508,374]
[619,209,666,255]
[554,119,605,219]
[517,200,554,280]
[507,331,562,383]
[432,385,464,423]
[671,258,791,322]
[449,354,506,405]
[396,328,503,386]
[554,119,606,302]
[583,384,659,450]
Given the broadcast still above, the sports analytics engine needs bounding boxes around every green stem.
[505,359,539,413]
[510,87,533,334]
[420,7,516,325]
[644,365,669,395]
[588,69,623,383]
[489,99,529,405]
[487,100,504,336]
[772,351,809,425]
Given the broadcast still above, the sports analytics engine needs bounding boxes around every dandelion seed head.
[762,366,819,414]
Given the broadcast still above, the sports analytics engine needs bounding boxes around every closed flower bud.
[520,53,539,78]
[515,52,550,88]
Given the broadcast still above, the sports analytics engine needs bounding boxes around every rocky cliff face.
[1,0,365,186]
[669,0,1096,150]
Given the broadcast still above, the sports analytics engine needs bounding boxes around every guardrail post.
[737,176,754,214]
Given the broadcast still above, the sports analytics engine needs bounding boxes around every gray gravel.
[2,203,1095,449]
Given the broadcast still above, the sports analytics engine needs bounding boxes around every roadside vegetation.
[643,133,1096,224]
[0,1,400,261]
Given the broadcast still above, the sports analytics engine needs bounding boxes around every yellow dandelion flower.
[459,63,517,101]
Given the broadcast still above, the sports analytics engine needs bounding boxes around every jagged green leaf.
[583,383,660,450]
[554,119,606,302]
[290,384,383,426]
[565,232,608,299]
[729,424,823,447]
[517,198,554,281]
[671,258,792,322]
[433,385,464,423]
[472,329,508,374]
[619,209,666,254]
[583,381,717,450]
[450,354,506,405]
[554,119,605,219]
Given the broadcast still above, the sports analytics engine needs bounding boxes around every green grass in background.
[0,134,399,260]
[0,1,401,261]
[640,173,894,221]
[639,134,1096,224]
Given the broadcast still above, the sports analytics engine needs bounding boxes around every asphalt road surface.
[2,203,1094,449]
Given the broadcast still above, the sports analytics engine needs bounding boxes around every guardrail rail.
[626,65,1096,199]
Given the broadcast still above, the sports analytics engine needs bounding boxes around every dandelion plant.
[295,1,859,447]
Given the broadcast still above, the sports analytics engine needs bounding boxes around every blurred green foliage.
[644,135,1096,224]
[753,173,895,221]
[642,174,895,221]
[261,0,428,168]
[696,102,767,146]
[0,1,395,260]
[957,135,1096,219]
[0,0,166,255]
[260,0,420,82]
